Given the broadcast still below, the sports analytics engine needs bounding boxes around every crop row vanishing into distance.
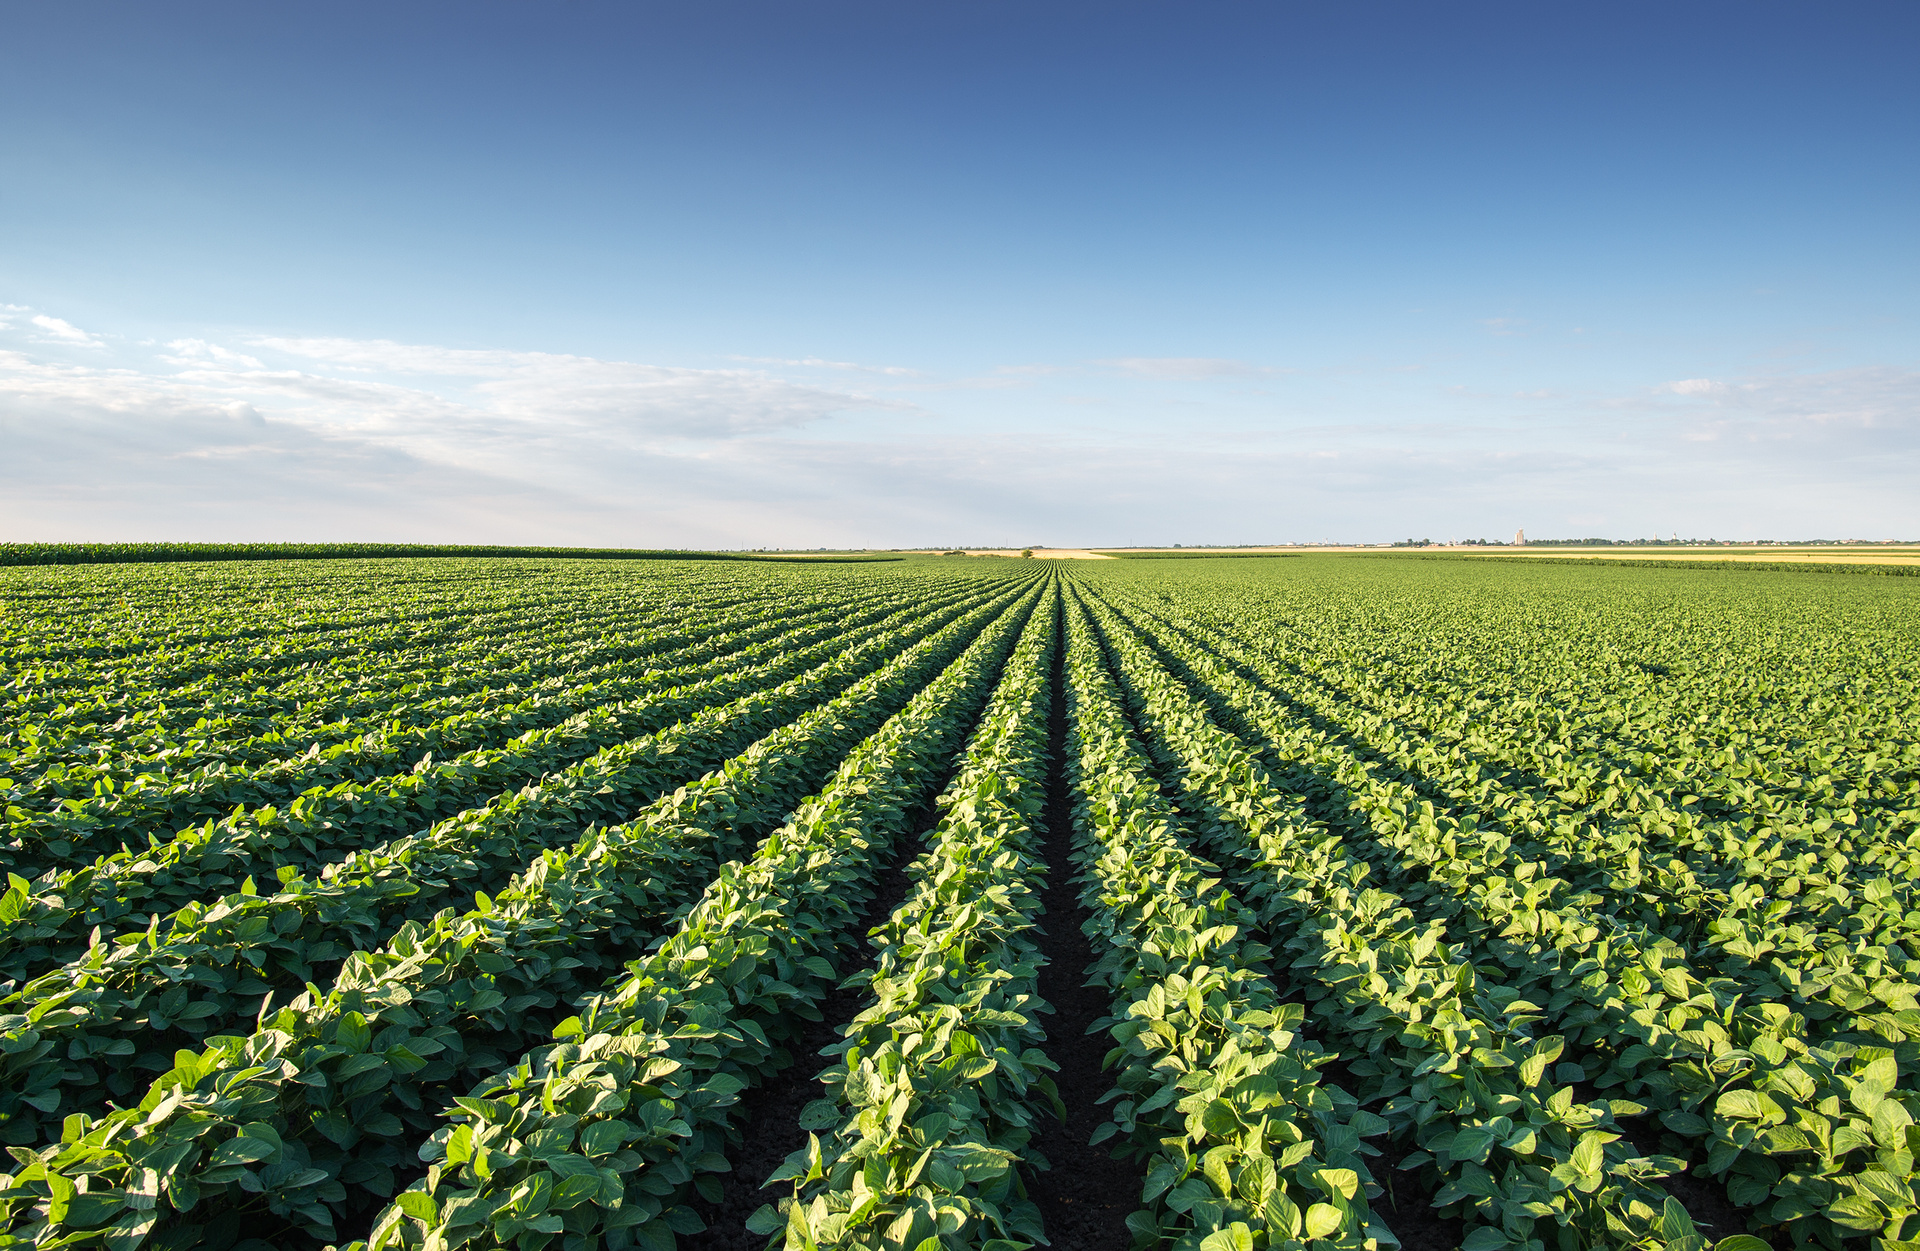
[0,553,1916,1251]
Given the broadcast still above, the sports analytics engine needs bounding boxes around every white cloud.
[1097,357,1282,380]
[253,337,554,376]
[0,324,920,544]
[163,339,266,370]
[30,315,103,346]
[726,355,918,376]
[1656,368,1918,460]
[242,336,895,441]
[1,312,1914,546]
[1662,378,1722,395]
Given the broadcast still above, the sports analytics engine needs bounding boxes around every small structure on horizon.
[1514,528,1526,546]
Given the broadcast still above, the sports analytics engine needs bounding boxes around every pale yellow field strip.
[1452,548,1920,567]
[1093,544,1920,566]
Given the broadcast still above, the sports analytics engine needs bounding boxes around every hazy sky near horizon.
[4,2,1916,546]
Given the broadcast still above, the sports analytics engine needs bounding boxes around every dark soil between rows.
[681,795,930,1251]
[1085,597,1466,1251]
[1020,604,1143,1251]
[1614,1115,1789,1249]
[679,592,1050,1249]
[1369,1142,1466,1251]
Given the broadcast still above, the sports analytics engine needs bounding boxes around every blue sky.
[4,1,1915,545]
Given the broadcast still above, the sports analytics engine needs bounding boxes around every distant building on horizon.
[1514,528,1526,546]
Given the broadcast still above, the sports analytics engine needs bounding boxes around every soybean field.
[1,554,1917,1251]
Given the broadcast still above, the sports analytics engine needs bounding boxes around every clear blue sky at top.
[2,2,1915,545]
[5,1,1913,376]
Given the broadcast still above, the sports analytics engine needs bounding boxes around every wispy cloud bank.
[725,355,918,376]
[244,337,900,441]
[0,312,913,544]
[1651,367,1919,460]
[162,339,265,369]
[2,306,1915,545]
[1097,356,1283,379]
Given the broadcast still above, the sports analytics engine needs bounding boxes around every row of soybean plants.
[0,577,754,820]
[1106,579,1920,1058]
[0,569,903,851]
[0,580,1045,1250]
[5,577,866,840]
[0,555,902,792]
[1073,584,1718,1250]
[10,558,1020,781]
[1126,573,1916,919]
[360,577,1390,1251]
[712,585,1384,1251]
[1,572,744,759]
[0,557,490,664]
[0,579,1020,991]
[1126,561,1915,849]
[2,575,980,882]
[0,580,1035,1112]
[0,563,662,716]
[1098,574,1920,1245]
[1,553,791,674]
[1192,571,1918,892]
[1,561,807,767]
[1082,579,1913,1250]
[1105,582,1920,1029]
[1274,594,1911,908]
[0,559,667,667]
[1078,590,1796,1237]
[751,584,1062,1249]
[1051,587,1398,1251]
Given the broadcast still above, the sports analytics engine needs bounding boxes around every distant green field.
[2,553,1914,1251]
[1090,549,1303,559]
[0,541,898,566]
[1406,550,1920,576]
